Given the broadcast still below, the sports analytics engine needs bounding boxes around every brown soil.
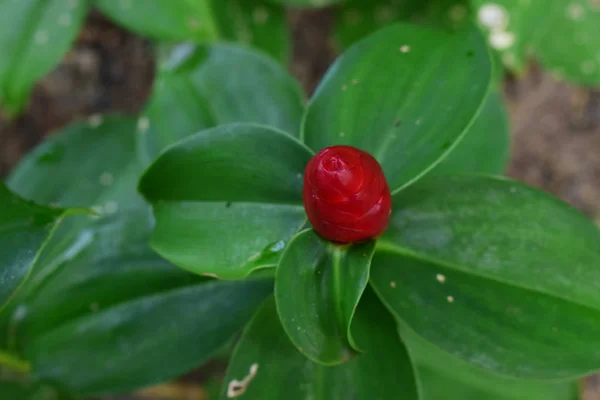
[1,7,599,400]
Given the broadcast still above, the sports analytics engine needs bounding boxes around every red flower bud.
[303,145,392,243]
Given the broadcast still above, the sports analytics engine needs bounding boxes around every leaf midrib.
[375,240,600,315]
[372,33,450,164]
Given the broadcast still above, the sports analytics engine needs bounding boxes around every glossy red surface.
[303,145,392,243]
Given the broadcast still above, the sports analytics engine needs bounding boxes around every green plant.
[137,22,599,399]
[331,0,600,86]
[1,15,599,399]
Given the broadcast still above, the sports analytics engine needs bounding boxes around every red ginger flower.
[303,145,392,243]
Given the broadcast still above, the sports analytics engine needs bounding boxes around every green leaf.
[473,0,600,85]
[7,114,144,212]
[400,325,580,400]
[95,0,289,62]
[371,175,600,379]
[139,123,312,280]
[0,184,67,310]
[275,229,375,365]
[221,290,418,399]
[6,115,147,294]
[0,0,89,116]
[24,278,273,396]
[9,210,201,350]
[530,0,600,85]
[428,89,510,176]
[94,0,219,41]
[3,114,150,338]
[140,44,304,162]
[303,22,491,192]
[3,205,267,395]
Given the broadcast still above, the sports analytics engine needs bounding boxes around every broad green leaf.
[473,0,600,84]
[0,0,89,116]
[334,0,471,49]
[9,210,201,350]
[428,90,510,176]
[275,229,375,365]
[95,0,289,62]
[140,43,304,162]
[373,251,600,380]
[221,290,418,399]
[0,184,67,310]
[7,114,144,212]
[303,23,491,192]
[6,115,147,298]
[25,278,273,396]
[139,124,312,280]
[94,0,219,41]
[399,325,579,400]
[371,175,600,379]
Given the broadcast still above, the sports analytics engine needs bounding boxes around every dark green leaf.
[221,290,418,399]
[303,23,491,192]
[400,325,580,400]
[0,184,66,310]
[371,175,600,379]
[139,123,312,279]
[25,278,273,396]
[275,229,375,365]
[94,0,219,41]
[140,44,304,162]
[3,205,261,396]
[428,90,510,176]
[0,0,89,116]
[10,210,201,349]
[8,114,144,211]
[6,115,147,291]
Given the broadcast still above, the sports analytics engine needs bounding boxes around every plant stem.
[0,350,30,375]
